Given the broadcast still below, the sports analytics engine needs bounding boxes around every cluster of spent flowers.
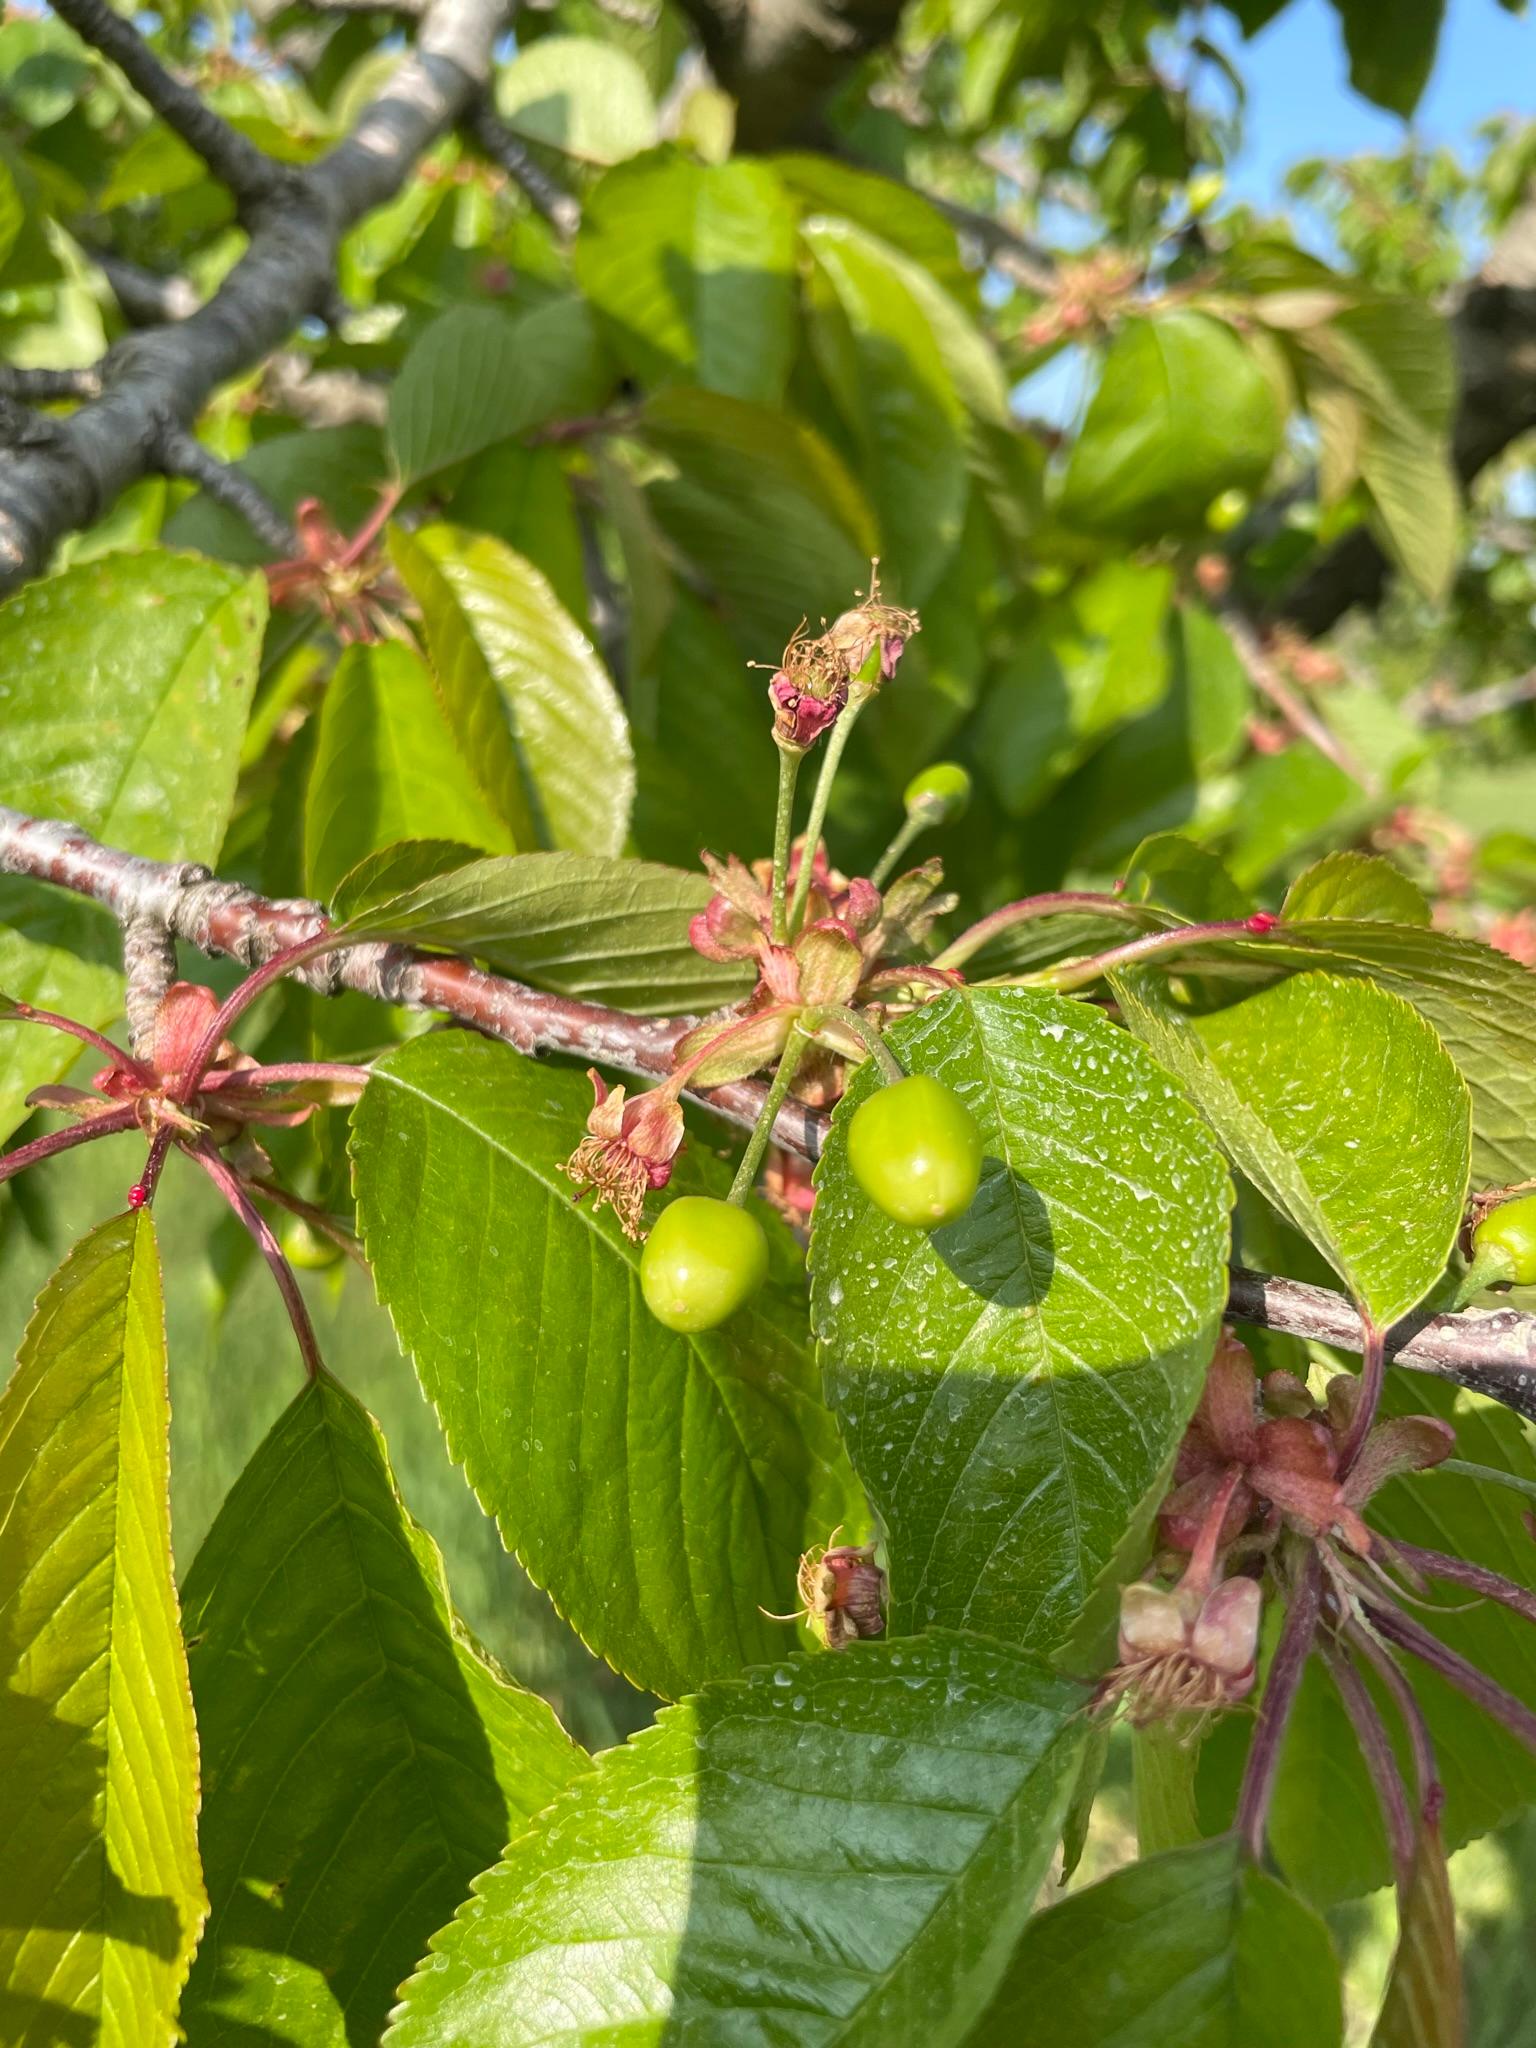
[264,496,403,644]
[0,974,367,1373]
[766,1532,888,1650]
[1099,1332,1456,1728]
[762,561,920,754]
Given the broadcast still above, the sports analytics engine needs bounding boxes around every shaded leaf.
[1113,969,1469,1327]
[810,986,1232,1655]
[1332,0,1445,117]
[162,424,387,567]
[337,849,752,1013]
[968,1837,1342,2047]
[350,1035,861,1699]
[389,298,609,488]
[640,386,876,655]
[1059,313,1281,540]
[804,216,972,598]
[386,1633,1085,2048]
[389,521,633,856]
[331,839,492,920]
[575,151,799,403]
[0,1213,205,2048]
[978,560,1175,816]
[179,1372,585,2048]
[304,639,514,904]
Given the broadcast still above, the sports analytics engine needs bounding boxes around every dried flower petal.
[561,1069,685,1238]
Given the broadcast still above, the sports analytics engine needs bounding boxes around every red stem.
[187,1142,322,1378]
[202,1060,368,1093]
[1324,1643,1415,1890]
[1345,1615,1442,1823]
[175,933,343,1104]
[1235,1548,1323,1860]
[931,890,1143,971]
[1037,917,1279,995]
[1363,1598,1536,1757]
[0,1105,140,1184]
[1338,1318,1386,1473]
[1183,1462,1247,1596]
[2,1002,148,1079]
[1386,1542,1536,1628]
[337,484,401,566]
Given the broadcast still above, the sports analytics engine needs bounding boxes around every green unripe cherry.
[640,1195,769,1332]
[846,1073,984,1229]
[1204,488,1250,534]
[1472,1193,1536,1287]
[903,761,972,824]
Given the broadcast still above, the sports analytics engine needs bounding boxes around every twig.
[1410,667,1536,728]
[91,250,200,326]
[50,0,286,209]
[121,915,179,1059]
[0,0,506,592]
[463,101,581,235]
[1220,608,1377,796]
[156,423,301,557]
[3,809,1533,1404]
[0,367,101,403]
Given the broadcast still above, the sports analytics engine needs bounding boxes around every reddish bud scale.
[1245,912,1279,935]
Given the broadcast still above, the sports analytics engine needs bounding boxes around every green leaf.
[330,839,491,920]
[350,1035,861,1699]
[389,522,633,856]
[304,640,515,904]
[772,154,969,294]
[1058,313,1281,540]
[0,549,266,1144]
[810,986,1232,1656]
[978,560,1175,816]
[0,1212,205,2048]
[388,299,609,488]
[493,35,656,164]
[179,1371,586,2048]
[967,1837,1342,2047]
[1224,745,1363,889]
[574,152,799,404]
[804,217,971,598]
[450,442,589,629]
[386,1632,1086,2048]
[1074,601,1254,864]
[0,154,22,276]
[1230,920,1536,1185]
[1283,851,1431,926]
[1123,831,1251,922]
[336,849,752,1013]
[1113,969,1469,1327]
[640,386,877,655]
[1372,1829,1462,2048]
[1331,0,1445,116]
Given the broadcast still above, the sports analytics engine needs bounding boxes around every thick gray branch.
[0,0,503,594]
[1,804,1533,1415]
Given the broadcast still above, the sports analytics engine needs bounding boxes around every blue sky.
[1217,0,1532,205]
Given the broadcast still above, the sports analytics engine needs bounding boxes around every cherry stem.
[786,691,867,935]
[1385,1542,1536,1628]
[135,1123,177,1207]
[1,1002,148,1079]
[202,1060,368,1095]
[932,891,1145,973]
[175,932,341,1103]
[770,742,802,946]
[247,1176,367,1269]
[1435,1457,1536,1506]
[187,1142,323,1379]
[869,810,928,892]
[1450,1242,1517,1308]
[337,483,401,566]
[1324,1643,1415,1891]
[1345,1614,1442,1818]
[1024,917,1280,996]
[1362,1596,1536,1756]
[1338,1317,1386,1473]
[1183,1463,1247,1598]
[728,1026,809,1206]
[814,1004,904,1083]
[0,1105,139,1186]
[1235,1547,1322,1861]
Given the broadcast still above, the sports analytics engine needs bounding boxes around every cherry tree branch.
[0,0,505,591]
[4,806,1535,1414]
